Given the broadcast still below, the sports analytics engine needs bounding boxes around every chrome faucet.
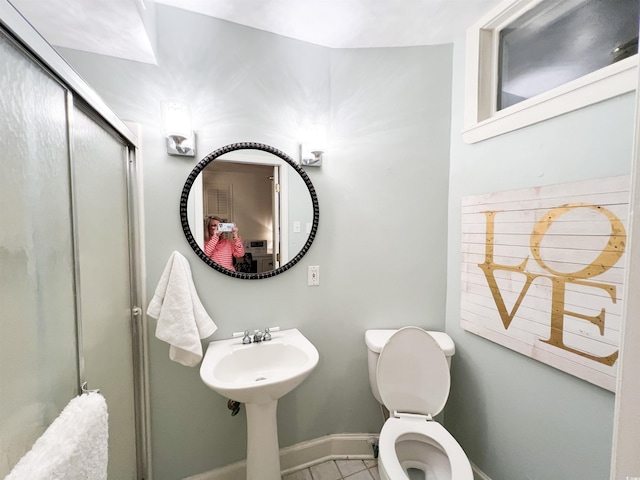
[253,330,264,343]
[234,327,279,344]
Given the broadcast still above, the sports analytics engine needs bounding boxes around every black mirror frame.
[180,142,320,279]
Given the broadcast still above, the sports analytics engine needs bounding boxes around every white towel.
[148,250,217,367]
[6,392,108,480]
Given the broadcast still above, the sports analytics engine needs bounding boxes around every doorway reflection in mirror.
[201,160,280,273]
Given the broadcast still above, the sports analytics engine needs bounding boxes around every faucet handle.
[263,326,279,341]
[242,330,252,344]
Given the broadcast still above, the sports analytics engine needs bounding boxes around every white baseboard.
[183,433,379,480]
[183,433,492,480]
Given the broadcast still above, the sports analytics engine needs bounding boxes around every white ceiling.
[9,0,156,63]
[8,0,504,64]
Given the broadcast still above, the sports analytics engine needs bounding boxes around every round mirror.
[180,142,319,279]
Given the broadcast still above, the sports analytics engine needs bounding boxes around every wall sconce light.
[161,100,196,157]
[299,124,327,167]
[300,143,324,167]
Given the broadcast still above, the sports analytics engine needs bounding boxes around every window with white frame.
[462,0,638,144]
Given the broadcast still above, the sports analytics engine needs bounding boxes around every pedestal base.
[245,400,280,480]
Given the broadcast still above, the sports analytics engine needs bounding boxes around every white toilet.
[365,327,473,480]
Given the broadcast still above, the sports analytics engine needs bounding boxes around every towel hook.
[81,382,100,394]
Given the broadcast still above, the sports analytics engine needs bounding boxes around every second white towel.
[6,393,108,480]
[148,250,217,366]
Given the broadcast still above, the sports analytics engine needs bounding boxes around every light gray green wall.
[444,38,635,479]
[58,5,453,479]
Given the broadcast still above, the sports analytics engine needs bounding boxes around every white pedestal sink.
[200,328,319,480]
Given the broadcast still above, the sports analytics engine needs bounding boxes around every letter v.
[478,262,540,330]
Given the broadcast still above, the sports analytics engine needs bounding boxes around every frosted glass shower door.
[0,12,144,478]
[72,105,138,480]
[0,31,78,477]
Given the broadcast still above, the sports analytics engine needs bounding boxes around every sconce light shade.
[299,124,327,167]
[161,100,196,157]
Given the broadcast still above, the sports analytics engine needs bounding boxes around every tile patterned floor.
[283,459,380,480]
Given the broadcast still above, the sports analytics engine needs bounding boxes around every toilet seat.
[377,327,450,416]
[379,417,473,480]
[376,327,473,480]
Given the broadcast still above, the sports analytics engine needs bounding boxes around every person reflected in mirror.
[204,216,245,271]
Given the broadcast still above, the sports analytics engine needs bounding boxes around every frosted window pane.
[498,0,639,110]
[0,32,77,476]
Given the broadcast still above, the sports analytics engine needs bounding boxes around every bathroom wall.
[445,36,636,479]
[57,5,453,479]
[45,3,637,479]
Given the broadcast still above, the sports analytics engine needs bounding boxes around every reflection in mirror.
[202,161,279,272]
[181,143,319,279]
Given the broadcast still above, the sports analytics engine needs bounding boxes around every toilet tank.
[365,329,456,405]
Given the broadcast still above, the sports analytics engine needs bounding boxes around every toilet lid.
[377,327,451,417]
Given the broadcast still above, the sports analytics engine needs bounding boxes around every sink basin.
[200,328,319,404]
[200,328,319,480]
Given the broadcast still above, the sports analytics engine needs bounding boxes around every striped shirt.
[204,236,245,271]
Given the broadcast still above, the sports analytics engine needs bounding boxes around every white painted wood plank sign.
[460,176,630,391]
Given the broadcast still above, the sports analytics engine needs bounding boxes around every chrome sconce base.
[166,132,196,157]
[299,143,323,167]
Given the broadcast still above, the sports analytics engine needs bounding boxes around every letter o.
[530,203,626,279]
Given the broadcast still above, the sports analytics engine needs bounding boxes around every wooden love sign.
[460,176,629,391]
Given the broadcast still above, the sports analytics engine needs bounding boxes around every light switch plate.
[308,265,320,286]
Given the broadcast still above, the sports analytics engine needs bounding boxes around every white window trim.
[462,0,638,144]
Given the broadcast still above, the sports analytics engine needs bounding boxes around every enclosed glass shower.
[0,5,147,479]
